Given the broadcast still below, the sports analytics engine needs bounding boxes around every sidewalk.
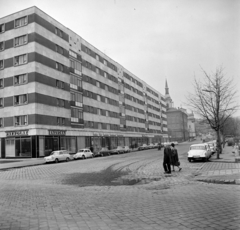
[194,145,240,185]
[0,158,45,170]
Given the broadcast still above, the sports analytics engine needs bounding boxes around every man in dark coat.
[163,144,171,174]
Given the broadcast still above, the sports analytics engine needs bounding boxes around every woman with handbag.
[170,143,182,172]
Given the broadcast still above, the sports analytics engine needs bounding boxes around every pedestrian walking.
[163,144,171,174]
[170,143,182,172]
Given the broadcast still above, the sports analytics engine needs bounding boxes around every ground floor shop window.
[15,137,31,157]
[91,137,101,153]
[110,137,117,149]
[101,137,110,149]
[118,137,124,147]
[125,137,130,147]
[5,138,15,157]
[60,137,76,153]
[45,137,59,156]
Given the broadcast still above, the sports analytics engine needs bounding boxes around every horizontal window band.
[1,52,69,74]
[3,13,69,42]
[2,72,70,91]
[3,92,70,108]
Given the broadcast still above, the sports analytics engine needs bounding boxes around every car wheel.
[91,154,94,158]
[66,157,69,162]
[204,158,208,162]
[188,158,192,162]
[82,155,86,159]
[101,154,103,157]
[55,158,59,163]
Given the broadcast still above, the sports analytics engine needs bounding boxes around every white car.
[207,142,216,155]
[123,146,131,153]
[44,150,71,163]
[73,149,93,160]
[188,143,212,162]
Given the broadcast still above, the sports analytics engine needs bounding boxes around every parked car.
[123,146,131,153]
[110,146,125,154]
[188,143,212,162]
[94,147,111,157]
[148,143,155,149]
[207,142,216,155]
[44,150,71,163]
[73,148,93,160]
[138,144,148,151]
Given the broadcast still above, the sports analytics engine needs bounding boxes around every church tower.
[165,80,173,109]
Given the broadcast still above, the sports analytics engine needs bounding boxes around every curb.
[197,178,239,185]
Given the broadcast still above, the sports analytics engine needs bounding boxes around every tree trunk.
[216,129,222,159]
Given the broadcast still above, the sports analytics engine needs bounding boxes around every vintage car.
[73,148,93,160]
[188,143,212,162]
[94,147,111,157]
[110,146,125,154]
[44,150,71,163]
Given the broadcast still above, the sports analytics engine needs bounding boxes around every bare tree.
[186,67,239,159]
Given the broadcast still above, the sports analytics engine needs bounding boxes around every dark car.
[110,146,125,154]
[94,147,111,157]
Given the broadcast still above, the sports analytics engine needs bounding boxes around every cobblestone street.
[0,148,240,230]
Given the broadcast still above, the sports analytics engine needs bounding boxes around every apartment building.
[0,6,168,158]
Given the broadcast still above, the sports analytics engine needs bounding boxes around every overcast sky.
[1,0,240,116]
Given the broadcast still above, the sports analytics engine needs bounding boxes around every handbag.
[175,161,180,166]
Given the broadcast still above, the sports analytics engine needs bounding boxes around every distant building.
[166,107,189,142]
[187,112,196,140]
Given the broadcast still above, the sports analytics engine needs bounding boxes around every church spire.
[165,79,169,95]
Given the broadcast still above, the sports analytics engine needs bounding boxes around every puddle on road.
[62,166,162,187]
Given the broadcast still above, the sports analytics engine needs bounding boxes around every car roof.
[190,143,209,147]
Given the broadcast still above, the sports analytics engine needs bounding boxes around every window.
[14,94,28,105]
[0,24,5,33]
[56,98,60,106]
[0,41,4,51]
[56,62,64,72]
[15,16,28,28]
[103,59,107,65]
[62,118,65,125]
[96,54,99,61]
[104,72,107,78]
[55,27,63,38]
[55,44,64,55]
[70,60,81,71]
[70,75,82,87]
[71,108,83,119]
[14,74,27,85]
[0,60,4,69]
[14,54,27,66]
[61,99,65,107]
[57,117,60,125]
[96,68,99,74]
[69,50,77,58]
[15,35,28,47]
[56,80,64,89]
[0,98,3,107]
[0,79,3,88]
[15,115,27,126]
[0,118,3,127]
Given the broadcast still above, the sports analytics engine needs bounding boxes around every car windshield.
[78,150,84,152]
[190,146,206,150]
[50,151,58,155]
